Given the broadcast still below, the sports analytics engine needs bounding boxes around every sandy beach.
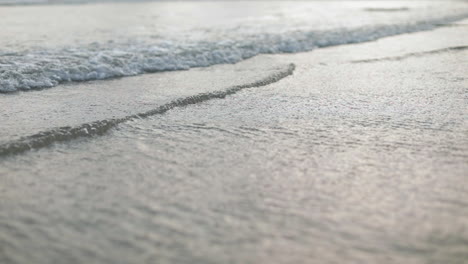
[1,2,468,264]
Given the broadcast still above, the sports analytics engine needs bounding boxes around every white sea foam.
[1,1,468,92]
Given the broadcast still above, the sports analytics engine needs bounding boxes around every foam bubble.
[1,5,468,92]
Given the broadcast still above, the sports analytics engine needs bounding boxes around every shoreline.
[1,16,467,264]
[2,1,468,92]
[1,19,467,150]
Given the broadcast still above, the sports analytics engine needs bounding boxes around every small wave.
[1,12,468,93]
[364,7,410,12]
[0,63,295,157]
[351,46,468,63]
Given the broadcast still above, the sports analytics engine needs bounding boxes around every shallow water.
[1,1,468,264]
[1,0,468,91]
[0,57,294,145]
[1,23,468,263]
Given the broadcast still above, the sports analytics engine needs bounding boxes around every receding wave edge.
[0,63,295,157]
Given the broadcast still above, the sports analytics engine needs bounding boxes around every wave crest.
[2,13,468,93]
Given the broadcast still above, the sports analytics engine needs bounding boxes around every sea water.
[1,0,468,92]
[1,1,468,264]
